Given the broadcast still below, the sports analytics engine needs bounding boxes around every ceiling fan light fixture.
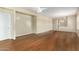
[36,7,47,13]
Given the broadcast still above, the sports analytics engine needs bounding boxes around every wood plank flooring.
[0,30,79,51]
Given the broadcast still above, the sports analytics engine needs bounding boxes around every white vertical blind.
[16,12,32,37]
[0,12,11,40]
[0,8,14,40]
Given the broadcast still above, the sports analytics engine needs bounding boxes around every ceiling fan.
[36,7,47,13]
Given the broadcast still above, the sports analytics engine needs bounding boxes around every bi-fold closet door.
[53,15,77,32]
[15,12,33,37]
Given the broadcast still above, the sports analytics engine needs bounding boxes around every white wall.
[77,14,79,36]
[16,12,32,37]
[77,14,79,30]
[36,15,53,33]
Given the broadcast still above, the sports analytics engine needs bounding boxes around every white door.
[0,12,11,40]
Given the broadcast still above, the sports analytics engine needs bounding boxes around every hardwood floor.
[0,30,79,51]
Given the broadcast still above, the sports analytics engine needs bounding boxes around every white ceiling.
[22,7,78,18]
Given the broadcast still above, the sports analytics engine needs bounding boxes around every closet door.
[16,12,32,37]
